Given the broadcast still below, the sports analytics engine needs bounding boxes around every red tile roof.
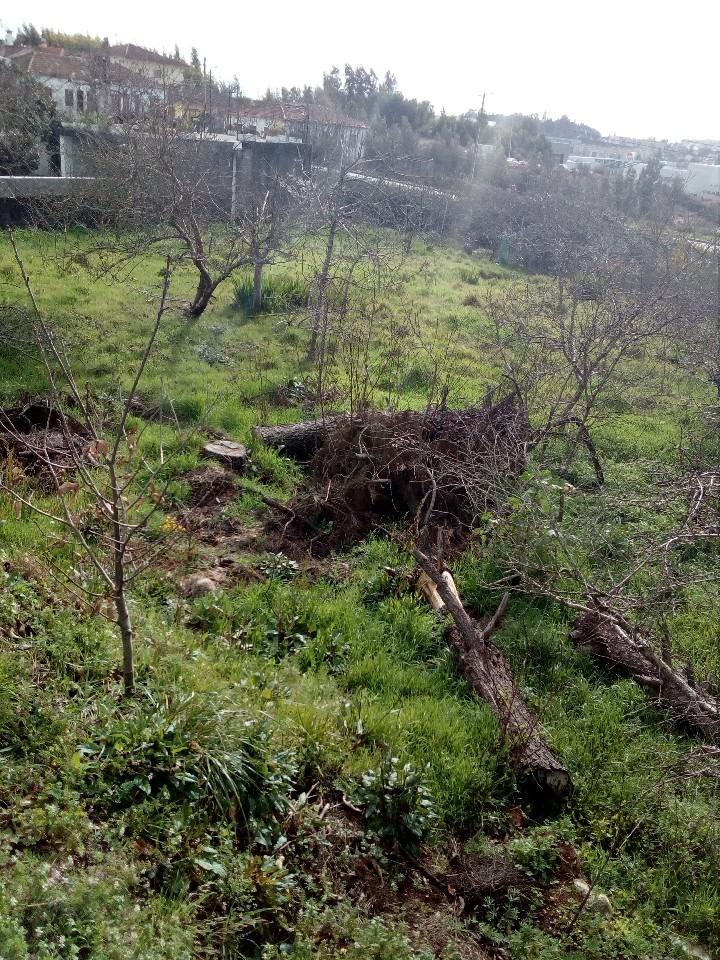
[11,48,93,82]
[11,48,152,84]
[105,44,184,66]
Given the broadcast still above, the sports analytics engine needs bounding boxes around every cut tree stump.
[202,439,248,471]
[570,611,720,741]
[415,551,571,803]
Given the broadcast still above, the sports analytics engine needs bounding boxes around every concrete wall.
[57,131,309,215]
[0,176,92,198]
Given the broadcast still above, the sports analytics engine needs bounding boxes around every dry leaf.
[57,481,80,496]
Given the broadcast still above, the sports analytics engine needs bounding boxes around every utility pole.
[202,57,207,134]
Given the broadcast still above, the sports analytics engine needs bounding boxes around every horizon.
[3,0,719,143]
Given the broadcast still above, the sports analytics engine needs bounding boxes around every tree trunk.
[189,267,215,318]
[253,260,264,314]
[570,611,719,741]
[115,588,135,697]
[415,553,571,803]
[308,217,339,362]
[111,482,134,696]
[252,414,357,459]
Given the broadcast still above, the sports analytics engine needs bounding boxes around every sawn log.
[252,414,356,459]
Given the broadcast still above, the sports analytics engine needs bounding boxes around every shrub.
[79,694,295,829]
[507,830,561,883]
[258,552,299,581]
[350,755,436,853]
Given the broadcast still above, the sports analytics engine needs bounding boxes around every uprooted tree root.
[0,402,91,477]
[258,396,530,556]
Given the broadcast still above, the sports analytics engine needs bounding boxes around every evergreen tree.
[17,23,42,46]
[322,66,343,103]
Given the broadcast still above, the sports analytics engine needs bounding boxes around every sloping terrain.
[0,230,718,960]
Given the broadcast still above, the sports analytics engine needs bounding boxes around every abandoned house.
[229,101,368,162]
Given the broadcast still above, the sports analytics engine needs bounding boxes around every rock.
[571,879,612,915]
[591,892,612,916]
[202,439,248,471]
[181,573,220,598]
[671,938,711,960]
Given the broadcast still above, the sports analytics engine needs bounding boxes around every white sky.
[4,0,719,142]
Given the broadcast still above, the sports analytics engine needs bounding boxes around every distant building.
[7,46,144,121]
[230,101,368,162]
[104,44,185,85]
[661,162,720,198]
[2,36,189,123]
[565,155,629,173]
[547,137,580,165]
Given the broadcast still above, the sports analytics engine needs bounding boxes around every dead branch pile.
[256,396,530,554]
[184,466,238,509]
[570,610,720,741]
[0,403,91,474]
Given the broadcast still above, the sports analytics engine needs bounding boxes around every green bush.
[350,755,436,853]
[78,694,295,829]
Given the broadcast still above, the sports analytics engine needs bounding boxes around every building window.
[77,90,85,113]
[64,88,74,108]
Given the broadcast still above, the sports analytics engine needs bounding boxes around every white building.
[104,44,185,86]
[8,46,171,123]
[685,162,720,198]
[659,162,720,198]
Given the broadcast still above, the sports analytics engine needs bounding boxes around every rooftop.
[105,43,186,67]
[10,47,159,84]
[234,100,368,129]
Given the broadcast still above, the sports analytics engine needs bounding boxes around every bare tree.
[482,224,709,482]
[299,156,412,403]
[2,229,183,695]
[73,118,305,318]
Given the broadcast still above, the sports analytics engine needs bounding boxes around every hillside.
[0,225,718,960]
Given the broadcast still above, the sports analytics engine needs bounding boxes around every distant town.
[1,24,719,201]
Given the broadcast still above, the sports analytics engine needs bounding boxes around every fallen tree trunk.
[570,611,720,741]
[252,414,356,459]
[414,550,571,803]
[252,396,529,466]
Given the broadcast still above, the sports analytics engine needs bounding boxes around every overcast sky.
[5,0,719,142]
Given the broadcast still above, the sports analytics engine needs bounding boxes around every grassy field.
[0,227,718,959]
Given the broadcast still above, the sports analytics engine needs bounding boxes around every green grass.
[0,227,718,958]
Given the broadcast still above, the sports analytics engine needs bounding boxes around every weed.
[350,755,436,853]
